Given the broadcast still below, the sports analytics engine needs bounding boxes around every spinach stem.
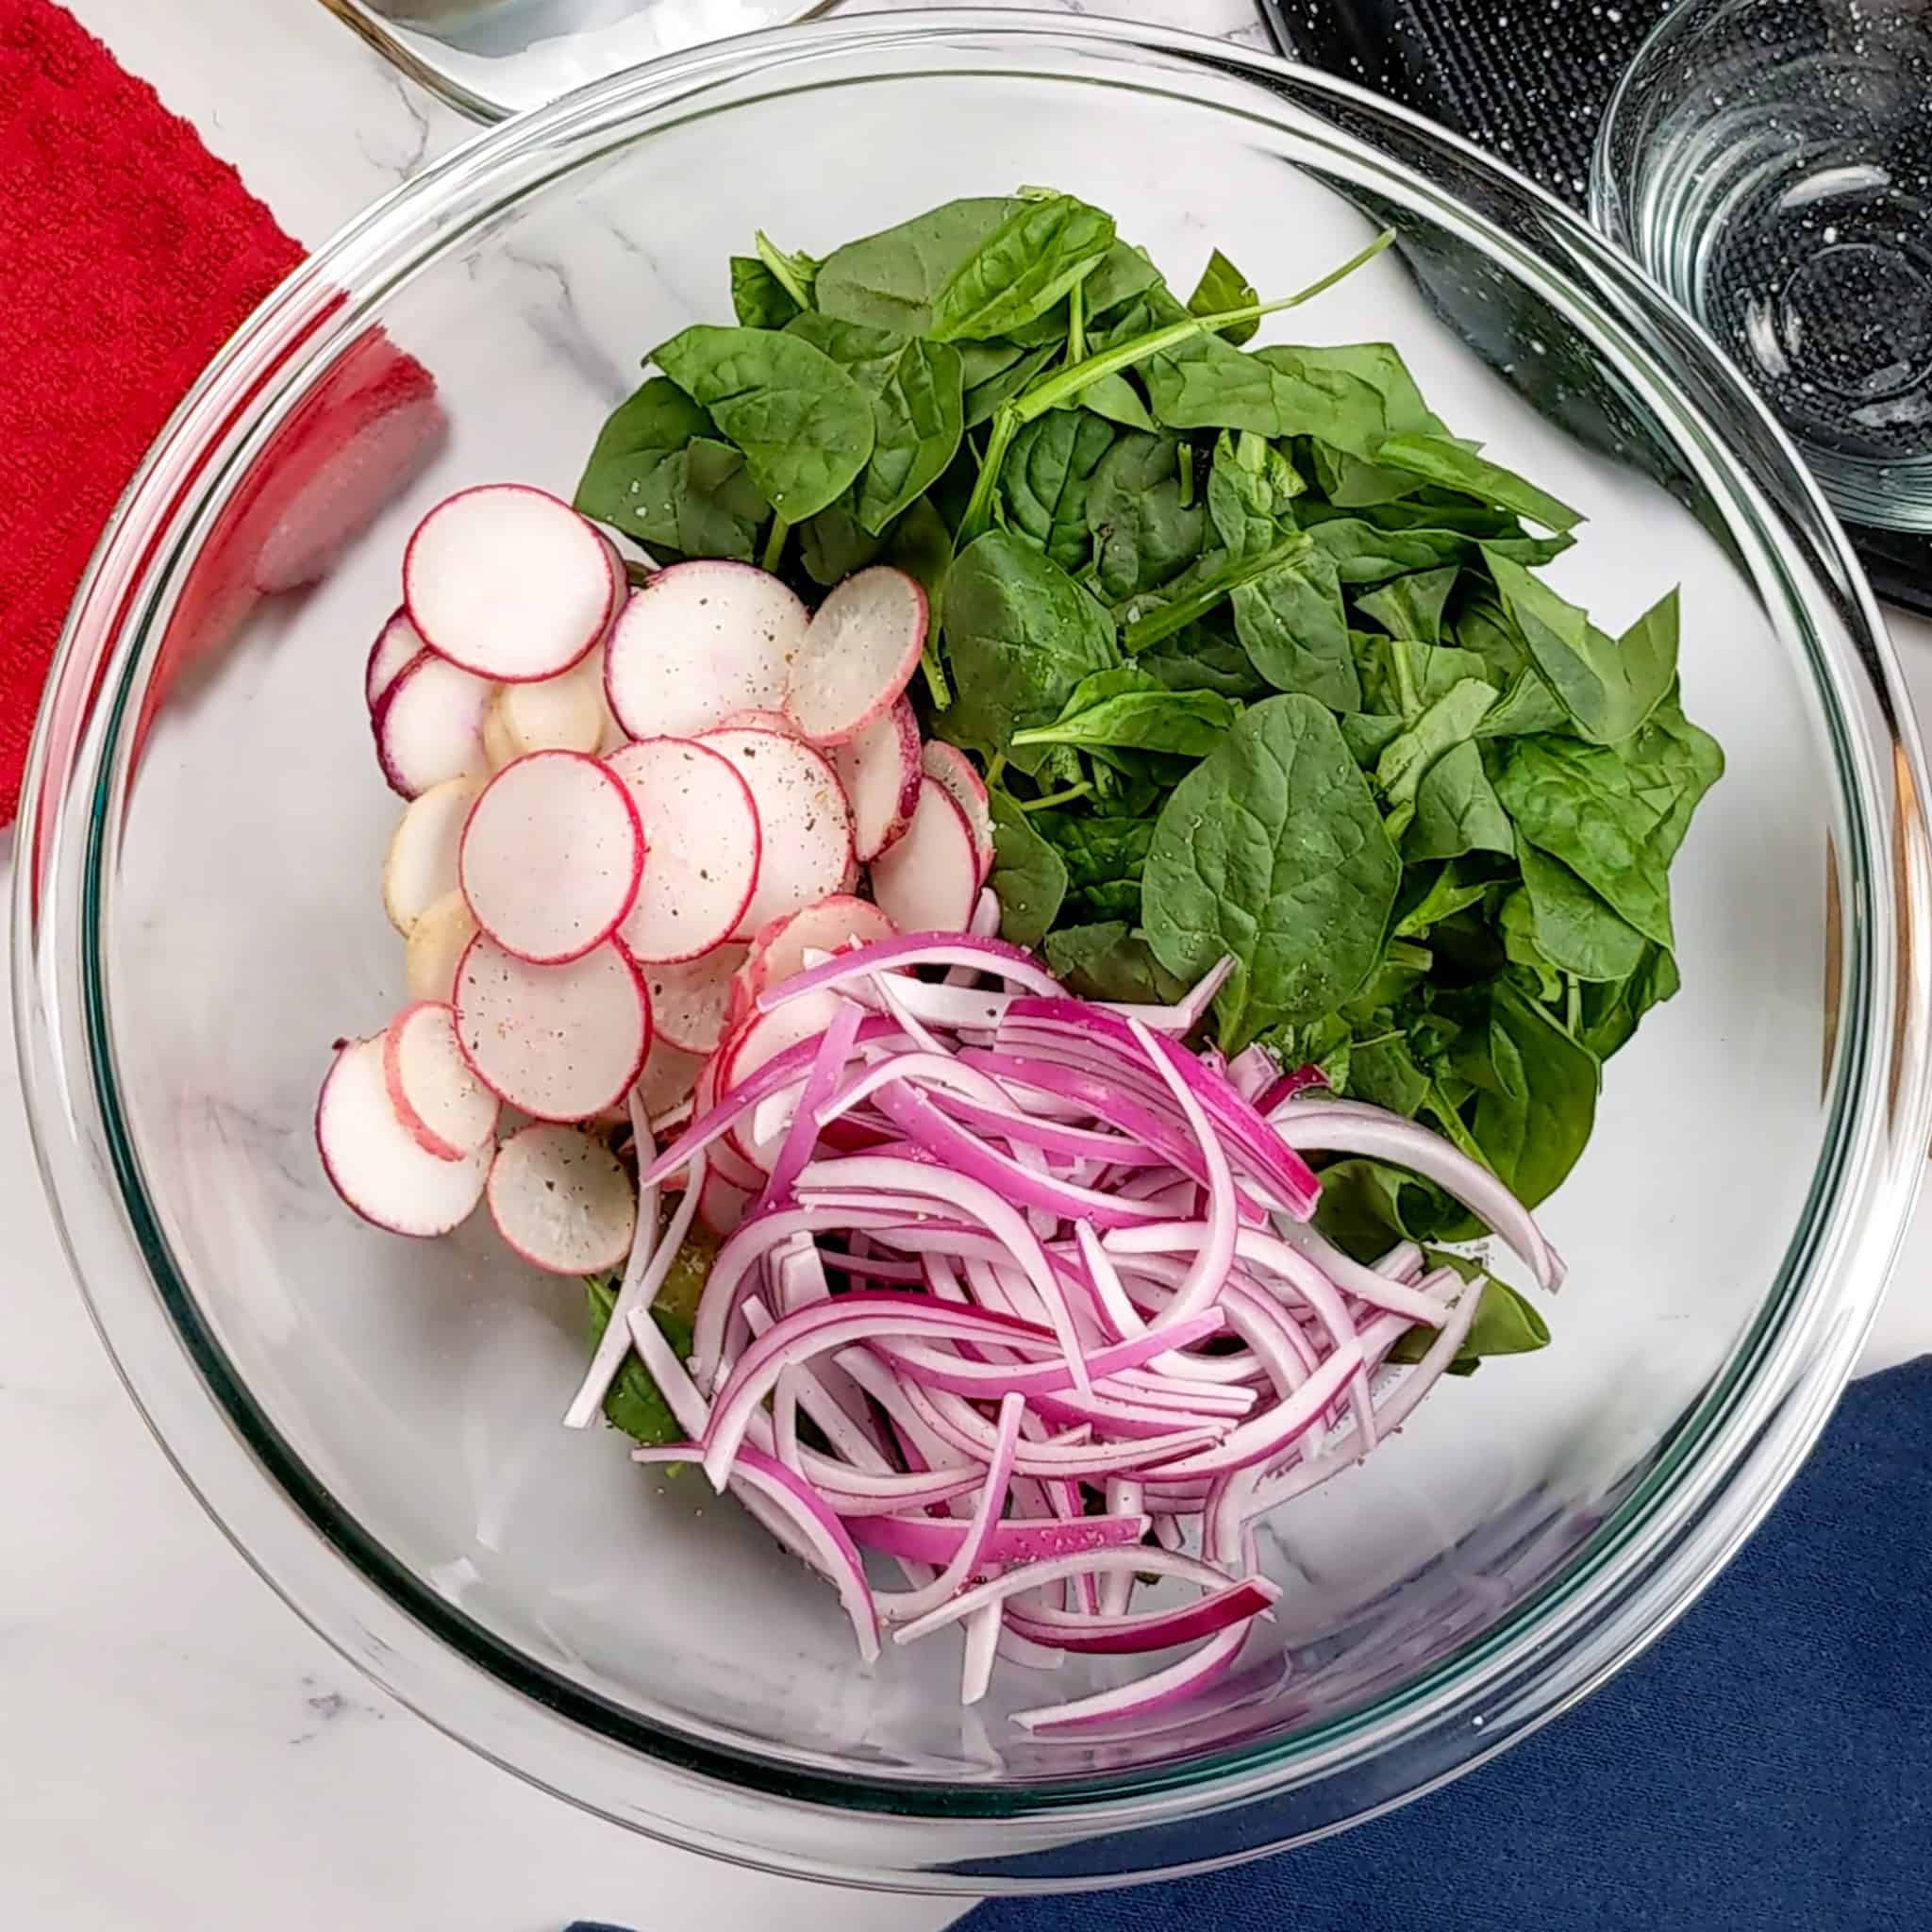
[1067,278,1086,363]
[1564,974,1582,1036]
[1121,533,1310,654]
[920,645,952,710]
[1391,640,1422,720]
[754,230,813,309]
[1020,781,1092,812]
[1176,440,1195,509]
[984,753,1007,790]
[961,226,1397,547]
[760,514,791,574]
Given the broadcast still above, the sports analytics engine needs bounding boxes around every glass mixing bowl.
[16,8,1932,1893]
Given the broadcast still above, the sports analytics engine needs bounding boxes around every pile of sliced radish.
[328,488,984,1274]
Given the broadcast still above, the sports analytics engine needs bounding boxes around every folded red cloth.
[0,0,303,824]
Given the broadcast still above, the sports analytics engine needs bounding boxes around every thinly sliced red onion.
[758,934,1064,1013]
[1254,1062,1328,1114]
[961,1606,1002,1705]
[848,1510,1151,1567]
[1225,1044,1277,1101]
[701,1291,1061,1486]
[1274,1219,1449,1324]
[1099,1477,1144,1617]
[759,998,864,1210]
[631,1441,880,1662]
[1013,1624,1251,1732]
[1007,1575,1280,1656]
[893,1374,1221,1477]
[876,1393,1024,1624]
[1127,1016,1237,1326]
[943,891,1005,989]
[1139,1344,1364,1482]
[873,1310,1222,1399]
[893,1546,1244,1643]
[1269,1099,1564,1289]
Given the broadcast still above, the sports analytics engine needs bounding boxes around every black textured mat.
[1258,0,1932,611]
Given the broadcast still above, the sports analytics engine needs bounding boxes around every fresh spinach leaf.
[929,194,1116,342]
[1348,1034,1431,1116]
[1013,665,1239,758]
[653,325,874,523]
[813,196,1022,333]
[1139,620,1272,699]
[1386,1273,1551,1373]
[1519,843,1647,981]
[1376,676,1498,810]
[988,791,1069,947]
[1207,430,1301,558]
[730,256,803,330]
[1229,548,1359,710]
[1404,739,1516,860]
[798,494,884,585]
[1188,249,1259,345]
[584,1275,680,1446]
[963,342,1058,427]
[1355,565,1459,645]
[1143,694,1402,1046]
[937,529,1118,773]
[1576,941,1681,1059]
[1378,434,1583,533]
[1393,859,1491,938]
[1087,431,1208,599]
[1464,981,1599,1206]
[1002,410,1118,572]
[1486,554,1676,744]
[1043,922,1191,1005]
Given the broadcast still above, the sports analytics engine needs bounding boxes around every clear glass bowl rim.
[14,8,1932,1889]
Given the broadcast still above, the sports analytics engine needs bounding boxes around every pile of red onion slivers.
[609,933,1563,1731]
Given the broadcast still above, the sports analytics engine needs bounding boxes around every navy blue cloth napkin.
[571,1356,1931,1930]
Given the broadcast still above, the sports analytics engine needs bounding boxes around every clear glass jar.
[16,9,1932,1892]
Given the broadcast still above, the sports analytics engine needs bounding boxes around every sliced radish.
[784,566,926,746]
[921,741,995,885]
[491,649,608,760]
[637,1033,706,1120]
[698,1170,753,1239]
[698,728,856,939]
[645,944,752,1057]
[315,1035,488,1237]
[869,777,978,934]
[719,991,848,1170]
[367,608,425,710]
[604,561,808,741]
[406,889,478,1005]
[832,698,923,864]
[488,1124,637,1274]
[744,897,898,996]
[606,738,761,963]
[372,650,493,799]
[381,1000,499,1160]
[458,751,643,965]
[454,935,650,1122]
[381,775,483,936]
[718,708,799,736]
[405,485,619,682]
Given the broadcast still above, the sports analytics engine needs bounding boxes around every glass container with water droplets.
[1595,0,1932,531]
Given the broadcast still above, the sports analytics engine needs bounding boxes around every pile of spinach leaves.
[575,190,1723,1298]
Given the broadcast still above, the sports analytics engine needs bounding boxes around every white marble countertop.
[3,1,1926,1925]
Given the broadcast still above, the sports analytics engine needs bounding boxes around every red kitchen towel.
[0,0,303,822]
[0,1,441,827]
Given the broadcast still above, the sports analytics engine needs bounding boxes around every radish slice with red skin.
[698,1170,754,1238]
[458,751,642,965]
[315,1036,488,1237]
[920,742,995,885]
[698,728,857,940]
[488,1124,638,1274]
[454,934,650,1121]
[381,1000,499,1160]
[404,485,619,682]
[371,650,493,799]
[644,944,751,1057]
[831,698,922,863]
[381,775,482,935]
[604,560,808,740]
[405,889,477,1004]
[717,708,798,737]
[743,896,897,995]
[869,778,978,934]
[607,738,761,963]
[366,608,424,710]
[783,566,925,746]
